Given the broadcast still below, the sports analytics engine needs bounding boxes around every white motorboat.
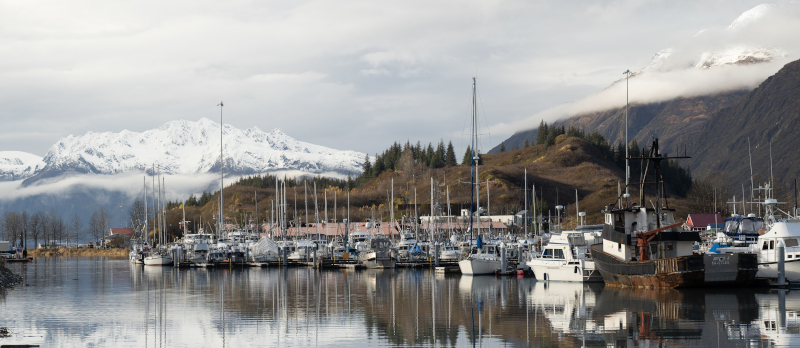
[754,218,800,281]
[526,230,602,282]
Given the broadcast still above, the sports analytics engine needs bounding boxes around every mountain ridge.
[16,118,365,186]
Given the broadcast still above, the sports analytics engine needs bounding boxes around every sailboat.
[144,169,173,266]
[458,77,501,276]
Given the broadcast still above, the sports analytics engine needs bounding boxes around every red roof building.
[109,228,135,238]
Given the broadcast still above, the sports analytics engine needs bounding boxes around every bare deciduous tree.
[71,214,83,248]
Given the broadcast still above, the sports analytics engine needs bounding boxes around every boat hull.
[591,244,757,288]
[363,258,396,269]
[527,259,603,282]
[757,258,800,281]
[143,255,173,266]
[458,258,500,275]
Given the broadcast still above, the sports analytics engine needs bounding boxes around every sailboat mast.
[486,178,491,235]
[469,77,479,241]
[162,176,165,245]
[305,181,309,237]
[314,182,319,241]
[144,177,148,246]
[390,178,394,243]
[446,185,451,242]
[524,168,527,237]
[152,165,156,246]
[218,103,224,239]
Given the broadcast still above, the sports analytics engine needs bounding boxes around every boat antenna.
[770,139,774,189]
[748,137,754,214]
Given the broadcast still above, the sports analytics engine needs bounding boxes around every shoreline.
[27,248,128,258]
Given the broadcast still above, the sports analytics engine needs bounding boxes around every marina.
[2,2,800,347]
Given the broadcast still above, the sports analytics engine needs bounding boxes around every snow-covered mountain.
[0,151,45,181]
[642,3,786,73]
[21,118,365,184]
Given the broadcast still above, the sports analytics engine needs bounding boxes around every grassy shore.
[28,248,128,258]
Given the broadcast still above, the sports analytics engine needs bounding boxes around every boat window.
[553,249,565,259]
[542,249,553,258]
[786,239,799,248]
[666,242,673,251]
[770,240,775,250]
[763,241,769,250]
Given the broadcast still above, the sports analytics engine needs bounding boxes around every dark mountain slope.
[681,59,800,186]
[492,91,748,153]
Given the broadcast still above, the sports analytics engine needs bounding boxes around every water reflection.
[2,259,800,347]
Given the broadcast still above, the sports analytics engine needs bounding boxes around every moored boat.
[527,229,603,282]
[359,237,396,268]
[589,139,758,288]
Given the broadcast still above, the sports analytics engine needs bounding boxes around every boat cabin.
[601,206,700,261]
[369,238,392,251]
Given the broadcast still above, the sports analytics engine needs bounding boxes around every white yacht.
[526,230,602,282]
[754,218,800,281]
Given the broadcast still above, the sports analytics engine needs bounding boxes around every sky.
[1,0,797,158]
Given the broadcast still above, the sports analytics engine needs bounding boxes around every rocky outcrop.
[0,259,23,290]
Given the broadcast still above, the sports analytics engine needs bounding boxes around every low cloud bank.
[492,3,800,135]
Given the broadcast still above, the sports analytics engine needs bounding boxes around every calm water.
[0,258,796,347]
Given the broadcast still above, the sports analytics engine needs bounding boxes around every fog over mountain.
[490,3,800,137]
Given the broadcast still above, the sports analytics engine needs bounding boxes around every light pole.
[623,70,632,206]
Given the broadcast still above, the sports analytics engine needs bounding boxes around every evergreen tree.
[499,142,506,152]
[445,141,457,166]
[462,145,472,166]
[536,121,548,145]
[362,154,373,179]
[374,153,385,175]
[524,139,529,147]
[432,140,446,168]
[424,143,434,167]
